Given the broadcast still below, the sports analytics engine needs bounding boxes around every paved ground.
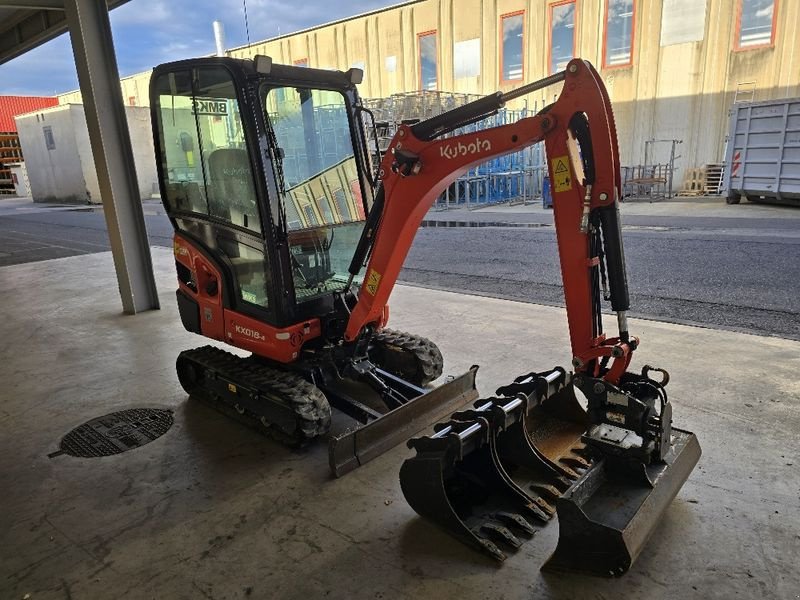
[1,195,798,340]
[2,249,799,600]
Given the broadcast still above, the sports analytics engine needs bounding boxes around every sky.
[0,0,389,96]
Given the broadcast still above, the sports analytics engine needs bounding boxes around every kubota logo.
[440,137,492,159]
[234,324,266,341]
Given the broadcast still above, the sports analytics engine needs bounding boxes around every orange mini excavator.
[150,56,700,576]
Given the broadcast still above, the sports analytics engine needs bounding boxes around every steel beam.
[0,0,63,9]
[64,0,159,314]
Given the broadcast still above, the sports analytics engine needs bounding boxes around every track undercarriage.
[175,329,476,475]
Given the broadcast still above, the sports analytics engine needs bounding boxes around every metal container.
[723,97,800,206]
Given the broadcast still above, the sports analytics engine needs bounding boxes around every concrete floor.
[2,248,799,600]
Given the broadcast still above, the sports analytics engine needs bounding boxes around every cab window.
[153,67,262,234]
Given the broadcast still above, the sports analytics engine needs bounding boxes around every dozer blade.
[329,366,479,477]
[400,389,576,561]
[544,428,701,577]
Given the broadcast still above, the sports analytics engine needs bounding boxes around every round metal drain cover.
[51,408,173,458]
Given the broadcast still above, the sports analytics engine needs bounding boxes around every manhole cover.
[49,408,174,458]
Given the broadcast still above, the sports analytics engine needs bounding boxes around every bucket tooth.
[495,511,537,535]
[479,522,523,548]
[543,428,702,577]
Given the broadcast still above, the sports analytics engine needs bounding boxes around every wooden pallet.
[678,168,706,196]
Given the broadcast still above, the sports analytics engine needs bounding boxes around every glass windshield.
[265,86,367,303]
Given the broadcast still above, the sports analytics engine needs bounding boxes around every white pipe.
[213,20,226,57]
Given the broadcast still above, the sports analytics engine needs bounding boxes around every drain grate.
[49,408,174,458]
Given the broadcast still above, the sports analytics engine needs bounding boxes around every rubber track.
[178,345,331,445]
[372,329,444,385]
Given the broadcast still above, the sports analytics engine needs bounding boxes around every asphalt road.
[1,199,798,340]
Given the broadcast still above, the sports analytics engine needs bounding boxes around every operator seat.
[207,148,260,230]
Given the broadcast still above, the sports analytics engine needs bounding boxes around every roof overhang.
[0,0,130,65]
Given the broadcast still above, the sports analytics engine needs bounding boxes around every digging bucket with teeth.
[399,368,584,561]
[400,366,701,576]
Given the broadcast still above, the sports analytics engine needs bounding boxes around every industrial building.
[55,0,800,189]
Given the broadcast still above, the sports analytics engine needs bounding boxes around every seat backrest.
[207,148,258,224]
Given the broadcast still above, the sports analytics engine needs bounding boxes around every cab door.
[152,63,277,337]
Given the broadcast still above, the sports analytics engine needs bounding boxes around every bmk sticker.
[365,269,382,296]
[551,156,573,193]
[439,137,492,160]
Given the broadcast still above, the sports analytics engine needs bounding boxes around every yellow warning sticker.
[365,269,382,296]
[551,155,573,193]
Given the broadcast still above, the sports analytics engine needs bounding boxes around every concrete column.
[64,0,159,314]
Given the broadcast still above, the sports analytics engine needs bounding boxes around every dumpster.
[723,97,800,206]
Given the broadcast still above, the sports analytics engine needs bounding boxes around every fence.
[364,90,548,209]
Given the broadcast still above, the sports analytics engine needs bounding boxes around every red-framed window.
[734,0,778,50]
[548,0,577,74]
[602,0,635,68]
[418,30,438,90]
[500,11,525,84]
[294,58,309,67]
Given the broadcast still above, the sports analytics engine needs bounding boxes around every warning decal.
[551,156,573,193]
[365,268,382,296]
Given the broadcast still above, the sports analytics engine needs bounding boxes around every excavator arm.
[345,59,632,385]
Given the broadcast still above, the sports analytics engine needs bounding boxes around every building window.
[418,31,438,90]
[501,11,525,82]
[736,0,777,49]
[604,0,634,67]
[43,126,55,150]
[550,1,576,74]
[454,38,481,79]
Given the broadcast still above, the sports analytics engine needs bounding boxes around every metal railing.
[364,90,548,210]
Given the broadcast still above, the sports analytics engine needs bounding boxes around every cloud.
[0,35,77,95]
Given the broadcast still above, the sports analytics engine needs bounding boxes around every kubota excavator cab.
[151,57,375,335]
[150,57,479,476]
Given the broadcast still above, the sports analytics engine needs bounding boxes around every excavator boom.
[345,60,633,385]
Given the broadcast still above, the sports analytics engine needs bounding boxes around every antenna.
[242,0,252,55]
